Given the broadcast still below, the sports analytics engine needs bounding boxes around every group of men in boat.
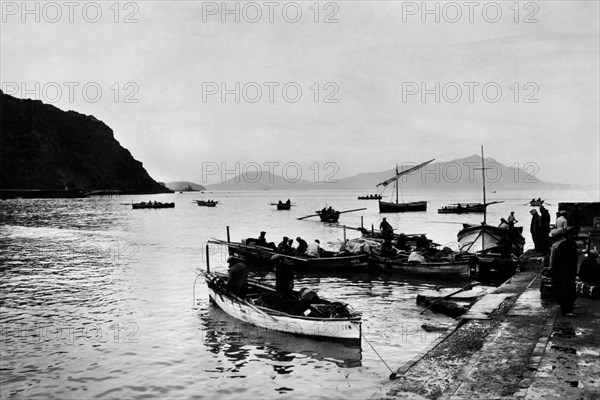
[253,231,323,257]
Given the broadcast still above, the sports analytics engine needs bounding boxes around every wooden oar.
[338,207,367,214]
[297,213,320,220]
[419,281,480,315]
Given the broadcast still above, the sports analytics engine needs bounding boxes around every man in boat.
[550,227,579,317]
[380,236,397,257]
[306,239,321,257]
[416,234,430,250]
[272,255,294,296]
[295,236,308,254]
[226,256,248,298]
[286,199,291,205]
[277,236,292,254]
[257,231,267,247]
[379,218,394,238]
[395,233,411,252]
[507,212,518,231]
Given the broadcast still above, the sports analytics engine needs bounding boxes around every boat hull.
[438,203,485,214]
[196,201,218,207]
[369,255,472,279]
[227,243,369,271]
[457,224,524,254]
[132,203,174,209]
[205,273,361,341]
[378,200,427,213]
[276,204,291,210]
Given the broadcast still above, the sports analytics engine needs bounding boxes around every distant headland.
[0,90,171,198]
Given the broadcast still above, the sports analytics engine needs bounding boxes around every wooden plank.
[461,293,512,320]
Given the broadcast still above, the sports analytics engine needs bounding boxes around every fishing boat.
[377,159,435,213]
[438,203,487,214]
[316,207,340,222]
[196,200,219,207]
[203,271,362,341]
[456,147,525,278]
[219,239,370,271]
[358,194,382,200]
[203,306,362,367]
[368,254,473,279]
[529,199,545,207]
[271,200,292,210]
[297,207,366,223]
[132,201,175,209]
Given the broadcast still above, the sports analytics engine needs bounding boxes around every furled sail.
[376,159,435,187]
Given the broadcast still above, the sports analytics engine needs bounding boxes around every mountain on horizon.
[205,155,571,191]
[165,181,206,191]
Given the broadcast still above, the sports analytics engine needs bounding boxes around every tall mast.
[395,164,399,204]
[481,146,487,225]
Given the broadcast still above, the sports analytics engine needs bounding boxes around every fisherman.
[295,236,308,254]
[380,236,397,258]
[578,249,600,286]
[379,218,394,238]
[286,199,291,205]
[257,231,267,247]
[556,210,568,231]
[395,233,411,252]
[277,236,292,254]
[306,239,321,257]
[530,209,541,252]
[272,255,294,296]
[226,256,248,298]
[416,234,429,250]
[550,227,579,317]
[507,211,518,230]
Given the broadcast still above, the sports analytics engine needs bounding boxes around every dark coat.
[227,262,248,298]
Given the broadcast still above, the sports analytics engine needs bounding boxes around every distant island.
[165,181,206,192]
[0,90,171,197]
[204,156,572,191]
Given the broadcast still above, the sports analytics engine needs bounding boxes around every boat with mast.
[456,147,525,279]
[377,159,435,213]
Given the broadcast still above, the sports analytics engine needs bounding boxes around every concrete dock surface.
[371,270,600,399]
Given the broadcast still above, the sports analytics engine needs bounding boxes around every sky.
[1,1,599,189]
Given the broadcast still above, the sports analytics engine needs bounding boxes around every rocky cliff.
[0,90,170,194]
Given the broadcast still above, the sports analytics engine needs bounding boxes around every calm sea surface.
[1,188,597,399]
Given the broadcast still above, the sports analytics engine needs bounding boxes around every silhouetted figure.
[550,228,579,316]
[226,256,248,298]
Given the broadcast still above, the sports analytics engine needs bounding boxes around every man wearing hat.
[530,209,541,252]
[226,256,248,298]
[257,231,267,247]
[539,206,551,253]
[556,210,568,231]
[549,227,579,317]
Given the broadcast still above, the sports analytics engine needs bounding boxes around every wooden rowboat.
[204,271,362,341]
[132,202,174,209]
[224,240,369,271]
[196,200,219,207]
[368,254,473,279]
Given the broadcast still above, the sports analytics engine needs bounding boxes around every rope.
[192,271,201,307]
[358,326,398,380]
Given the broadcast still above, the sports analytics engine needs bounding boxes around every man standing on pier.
[550,227,579,317]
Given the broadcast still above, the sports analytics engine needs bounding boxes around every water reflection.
[201,306,363,369]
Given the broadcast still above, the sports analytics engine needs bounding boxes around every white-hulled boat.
[204,271,362,342]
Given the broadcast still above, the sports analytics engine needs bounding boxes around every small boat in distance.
[358,194,382,200]
[317,206,340,222]
[529,198,545,206]
[377,159,435,213]
[204,271,362,341]
[196,200,219,207]
[271,199,293,210]
[132,201,175,209]
[438,202,501,214]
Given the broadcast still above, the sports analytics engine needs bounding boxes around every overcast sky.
[1,1,599,188]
